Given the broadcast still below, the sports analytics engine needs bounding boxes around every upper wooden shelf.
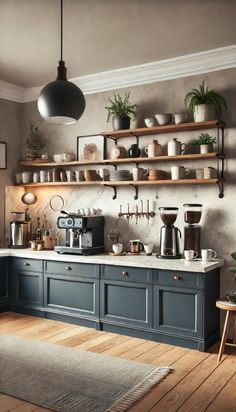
[19,152,220,168]
[100,120,225,138]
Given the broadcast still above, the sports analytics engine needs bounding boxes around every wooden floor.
[0,313,236,412]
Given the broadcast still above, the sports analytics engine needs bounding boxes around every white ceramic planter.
[200,144,213,154]
[193,104,216,123]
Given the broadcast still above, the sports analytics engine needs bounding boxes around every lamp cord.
[60,0,63,61]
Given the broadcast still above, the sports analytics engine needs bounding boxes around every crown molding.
[1,45,236,103]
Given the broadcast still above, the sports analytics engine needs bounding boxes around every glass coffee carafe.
[183,204,203,256]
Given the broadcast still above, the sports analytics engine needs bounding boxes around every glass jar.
[183,204,203,224]
[159,207,179,225]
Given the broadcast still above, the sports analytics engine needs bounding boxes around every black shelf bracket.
[129,184,138,200]
[218,181,224,198]
[104,184,117,200]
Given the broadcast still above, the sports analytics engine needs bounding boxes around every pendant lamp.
[37,0,86,125]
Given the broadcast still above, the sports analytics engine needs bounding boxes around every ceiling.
[0,0,235,88]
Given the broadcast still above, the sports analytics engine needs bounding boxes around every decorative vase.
[112,115,130,131]
[193,104,216,123]
[128,143,140,158]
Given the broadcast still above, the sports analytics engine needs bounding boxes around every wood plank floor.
[0,312,235,412]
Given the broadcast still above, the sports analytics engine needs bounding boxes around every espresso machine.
[183,204,203,257]
[157,207,182,259]
[54,214,105,255]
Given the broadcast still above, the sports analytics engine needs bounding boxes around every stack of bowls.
[148,169,168,181]
[109,170,132,181]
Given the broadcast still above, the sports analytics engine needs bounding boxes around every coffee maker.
[54,215,105,255]
[157,207,182,259]
[9,211,30,248]
[183,204,202,257]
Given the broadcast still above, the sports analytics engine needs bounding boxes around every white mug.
[196,169,204,179]
[66,170,75,182]
[174,113,187,124]
[132,167,148,181]
[171,166,190,180]
[112,243,123,254]
[96,168,109,180]
[144,244,154,255]
[21,171,32,184]
[15,172,22,184]
[204,167,217,179]
[33,172,40,183]
[184,250,198,261]
[39,170,47,183]
[201,249,217,262]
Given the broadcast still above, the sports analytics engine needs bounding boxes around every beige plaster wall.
[18,68,236,298]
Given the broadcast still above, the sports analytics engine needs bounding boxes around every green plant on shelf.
[184,81,227,115]
[25,122,46,160]
[105,92,136,122]
[191,133,216,145]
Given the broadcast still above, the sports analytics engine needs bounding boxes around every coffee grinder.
[183,204,203,257]
[157,207,182,259]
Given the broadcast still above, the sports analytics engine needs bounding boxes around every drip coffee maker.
[158,207,181,259]
[183,204,203,256]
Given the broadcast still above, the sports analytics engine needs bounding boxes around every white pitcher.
[168,138,186,156]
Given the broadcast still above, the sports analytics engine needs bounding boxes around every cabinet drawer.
[44,261,99,278]
[157,270,203,289]
[10,258,42,273]
[102,265,152,283]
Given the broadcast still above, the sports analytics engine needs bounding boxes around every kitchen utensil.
[144,117,156,128]
[204,167,217,179]
[75,170,84,181]
[183,204,203,257]
[21,171,32,184]
[130,239,144,253]
[155,113,172,125]
[145,140,163,157]
[33,172,40,183]
[201,249,217,261]
[112,243,123,254]
[184,250,198,261]
[96,168,109,180]
[158,207,181,259]
[132,167,148,181]
[110,145,127,159]
[39,170,47,183]
[21,192,37,205]
[167,138,186,156]
[173,113,187,124]
[171,166,190,180]
[53,154,63,163]
[196,169,204,179]
[144,244,154,255]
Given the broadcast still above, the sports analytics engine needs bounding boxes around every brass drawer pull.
[122,271,129,276]
[66,266,72,271]
[174,275,181,280]
[24,262,30,266]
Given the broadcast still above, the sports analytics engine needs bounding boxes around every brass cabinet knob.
[66,266,72,271]
[122,271,129,276]
[174,275,181,280]
[24,262,30,266]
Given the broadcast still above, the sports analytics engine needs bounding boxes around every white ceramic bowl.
[53,154,63,163]
[144,117,156,128]
[155,113,172,125]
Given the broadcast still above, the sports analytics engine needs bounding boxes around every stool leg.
[233,317,236,345]
[218,310,231,363]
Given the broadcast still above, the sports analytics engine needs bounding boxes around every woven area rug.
[0,334,171,412]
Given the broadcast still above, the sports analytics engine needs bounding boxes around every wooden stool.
[216,299,236,362]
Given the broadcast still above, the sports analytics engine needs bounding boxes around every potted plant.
[184,81,227,122]
[191,133,216,154]
[25,122,46,160]
[225,252,236,303]
[105,92,136,131]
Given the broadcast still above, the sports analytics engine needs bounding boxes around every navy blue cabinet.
[0,258,9,311]
[100,265,152,329]
[9,258,43,313]
[44,261,99,321]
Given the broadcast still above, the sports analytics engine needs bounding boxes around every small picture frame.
[77,134,105,161]
[0,142,7,169]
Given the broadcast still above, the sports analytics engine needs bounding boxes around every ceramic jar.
[168,138,186,156]
[145,140,162,157]
[128,144,140,158]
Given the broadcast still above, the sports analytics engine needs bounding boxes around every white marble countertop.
[0,248,225,273]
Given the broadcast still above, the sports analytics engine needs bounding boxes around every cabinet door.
[100,279,152,328]
[154,285,203,337]
[0,259,8,305]
[44,273,99,319]
[10,270,43,308]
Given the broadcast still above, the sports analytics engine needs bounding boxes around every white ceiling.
[0,0,236,88]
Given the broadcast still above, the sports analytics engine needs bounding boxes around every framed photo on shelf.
[0,142,7,169]
[77,134,105,161]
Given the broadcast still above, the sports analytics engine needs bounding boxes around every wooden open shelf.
[16,178,223,188]
[100,120,225,139]
[19,152,220,168]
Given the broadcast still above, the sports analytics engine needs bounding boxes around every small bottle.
[35,217,42,240]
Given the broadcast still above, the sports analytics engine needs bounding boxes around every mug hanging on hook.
[49,194,65,212]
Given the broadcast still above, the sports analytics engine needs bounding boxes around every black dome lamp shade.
[37,0,85,125]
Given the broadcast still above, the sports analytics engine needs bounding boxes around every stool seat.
[216,298,236,362]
